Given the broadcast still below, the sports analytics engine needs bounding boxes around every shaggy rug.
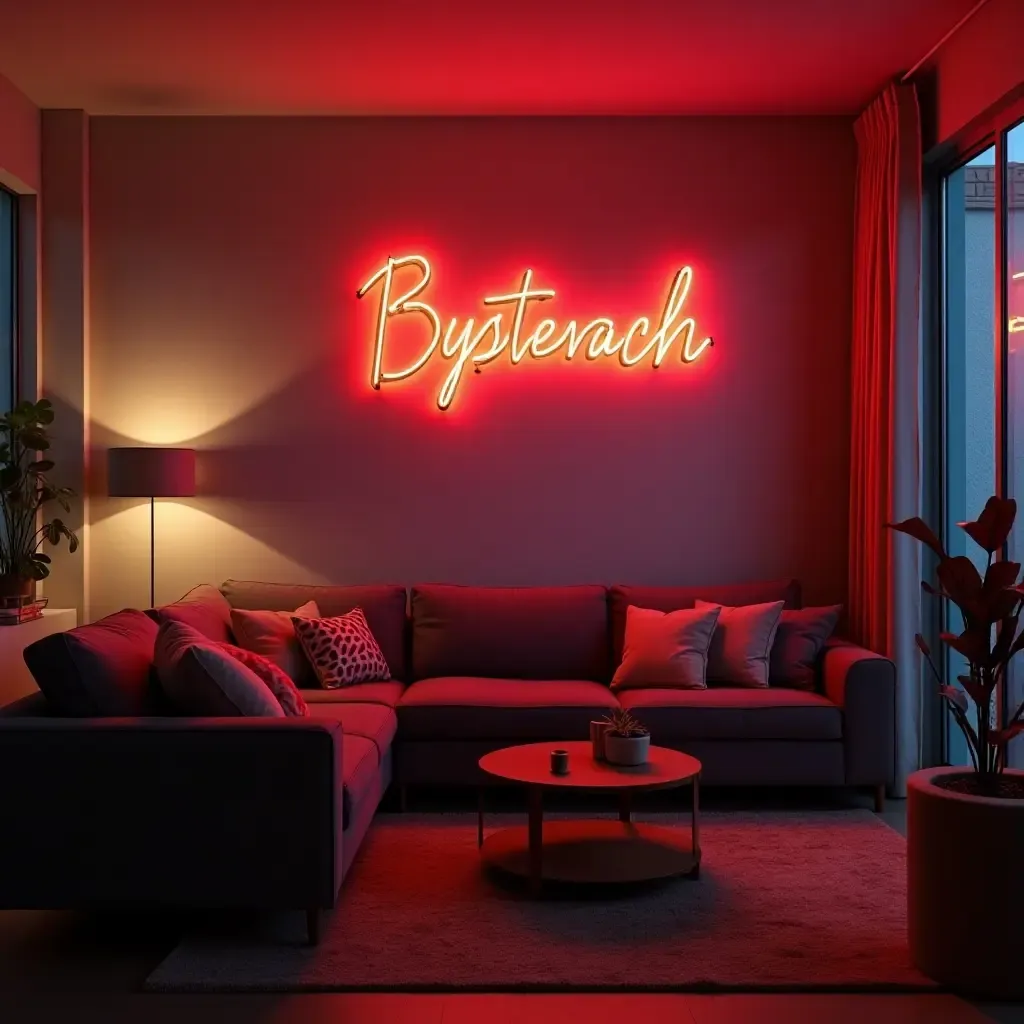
[145,811,931,993]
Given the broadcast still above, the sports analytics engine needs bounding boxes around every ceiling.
[0,0,978,116]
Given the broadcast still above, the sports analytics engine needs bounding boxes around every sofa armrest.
[0,716,343,911]
[822,638,896,787]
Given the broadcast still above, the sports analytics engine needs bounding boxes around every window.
[933,106,1024,768]
[942,146,997,766]
[1004,120,1024,766]
[0,186,15,413]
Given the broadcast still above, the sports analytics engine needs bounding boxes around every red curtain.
[849,83,922,786]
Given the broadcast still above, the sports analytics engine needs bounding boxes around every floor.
[2,790,1020,1024]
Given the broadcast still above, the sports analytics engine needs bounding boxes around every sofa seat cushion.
[308,702,397,759]
[398,677,618,741]
[618,686,841,741]
[339,734,380,829]
[302,681,405,708]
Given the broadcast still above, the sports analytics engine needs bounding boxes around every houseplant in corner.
[601,707,650,766]
[888,496,1024,998]
[0,399,79,605]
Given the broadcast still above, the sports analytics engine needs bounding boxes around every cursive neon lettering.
[357,256,713,409]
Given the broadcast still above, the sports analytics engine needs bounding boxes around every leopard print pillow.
[292,608,391,689]
[219,642,308,716]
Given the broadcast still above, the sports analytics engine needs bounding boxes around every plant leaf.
[26,459,54,475]
[987,722,1024,747]
[957,672,989,706]
[940,685,969,713]
[959,496,1018,554]
[886,517,945,559]
[937,556,985,623]
[981,560,1021,621]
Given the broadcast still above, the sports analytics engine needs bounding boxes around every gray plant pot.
[604,733,650,767]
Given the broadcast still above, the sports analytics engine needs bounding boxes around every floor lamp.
[108,447,196,608]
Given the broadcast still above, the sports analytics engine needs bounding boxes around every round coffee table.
[477,741,701,896]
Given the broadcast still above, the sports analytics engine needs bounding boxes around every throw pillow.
[229,600,321,685]
[219,643,309,716]
[155,620,285,717]
[770,605,843,689]
[694,599,785,688]
[611,604,721,691]
[292,608,392,689]
[23,608,161,716]
[151,584,234,644]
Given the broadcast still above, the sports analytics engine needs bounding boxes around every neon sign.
[356,255,713,409]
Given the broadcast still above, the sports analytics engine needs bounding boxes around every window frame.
[0,183,19,411]
[923,88,1024,765]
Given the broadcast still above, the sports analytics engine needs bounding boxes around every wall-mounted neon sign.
[356,255,713,409]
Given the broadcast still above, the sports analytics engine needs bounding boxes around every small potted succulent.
[601,708,650,766]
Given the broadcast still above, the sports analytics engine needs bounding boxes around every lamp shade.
[108,447,196,498]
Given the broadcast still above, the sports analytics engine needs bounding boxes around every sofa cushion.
[293,608,391,688]
[307,702,397,759]
[152,585,234,644]
[411,585,609,682]
[611,605,720,690]
[155,621,285,717]
[219,643,308,717]
[221,580,408,682]
[302,681,406,708]
[23,609,160,716]
[397,677,618,740]
[771,605,843,689]
[695,599,784,688]
[340,734,380,829]
[610,580,801,666]
[229,601,320,686]
[617,686,841,741]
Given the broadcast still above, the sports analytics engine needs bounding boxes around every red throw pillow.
[292,608,391,689]
[220,642,309,717]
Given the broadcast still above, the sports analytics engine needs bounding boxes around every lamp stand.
[149,496,156,609]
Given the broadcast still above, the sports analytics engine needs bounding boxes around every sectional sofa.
[0,578,895,943]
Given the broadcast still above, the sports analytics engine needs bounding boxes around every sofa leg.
[874,784,886,814]
[306,908,321,946]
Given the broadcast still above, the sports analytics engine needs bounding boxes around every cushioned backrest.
[220,580,409,682]
[609,580,802,667]
[23,609,160,716]
[411,585,609,682]
[150,584,234,644]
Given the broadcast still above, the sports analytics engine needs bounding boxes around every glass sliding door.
[943,147,997,766]
[1004,121,1024,767]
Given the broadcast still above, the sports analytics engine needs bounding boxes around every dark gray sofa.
[0,577,896,943]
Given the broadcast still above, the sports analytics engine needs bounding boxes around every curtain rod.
[901,0,993,82]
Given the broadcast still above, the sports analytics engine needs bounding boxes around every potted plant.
[888,496,1024,998]
[601,708,650,766]
[0,399,79,602]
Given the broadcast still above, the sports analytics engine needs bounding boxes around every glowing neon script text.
[356,255,713,409]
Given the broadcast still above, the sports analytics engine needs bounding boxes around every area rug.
[145,810,932,993]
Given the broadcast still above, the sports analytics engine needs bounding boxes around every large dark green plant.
[0,399,79,582]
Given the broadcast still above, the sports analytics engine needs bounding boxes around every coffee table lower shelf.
[480,819,700,888]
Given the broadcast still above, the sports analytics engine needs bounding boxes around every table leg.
[619,789,632,824]
[690,774,701,879]
[528,785,543,896]
[477,785,484,848]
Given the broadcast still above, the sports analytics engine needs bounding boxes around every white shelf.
[0,608,78,707]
